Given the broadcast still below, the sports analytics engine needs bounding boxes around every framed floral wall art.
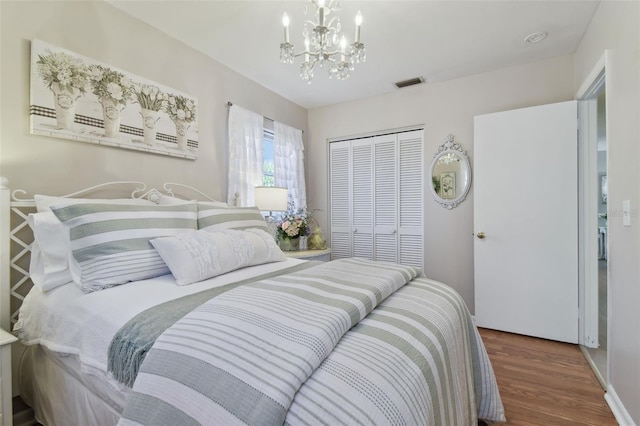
[30,39,199,160]
[440,172,456,199]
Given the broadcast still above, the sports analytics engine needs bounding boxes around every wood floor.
[479,328,617,425]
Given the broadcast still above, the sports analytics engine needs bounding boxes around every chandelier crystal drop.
[279,0,366,83]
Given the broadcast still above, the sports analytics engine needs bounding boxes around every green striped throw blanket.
[118,259,505,425]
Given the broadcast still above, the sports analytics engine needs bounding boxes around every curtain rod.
[226,101,304,134]
[226,101,274,123]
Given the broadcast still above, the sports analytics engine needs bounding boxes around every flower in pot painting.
[36,49,91,130]
[89,65,134,138]
[133,83,168,146]
[29,39,199,160]
[165,94,197,151]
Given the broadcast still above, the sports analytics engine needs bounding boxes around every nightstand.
[285,248,331,262]
[0,329,17,426]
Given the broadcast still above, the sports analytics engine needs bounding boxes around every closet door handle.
[354,228,358,233]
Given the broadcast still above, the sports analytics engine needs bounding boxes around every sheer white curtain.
[227,105,264,206]
[274,121,306,211]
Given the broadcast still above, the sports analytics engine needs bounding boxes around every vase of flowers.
[279,236,300,251]
[36,50,90,130]
[165,94,196,151]
[89,65,133,138]
[133,83,167,145]
[277,207,312,251]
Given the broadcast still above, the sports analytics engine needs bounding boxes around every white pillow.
[28,197,158,292]
[35,195,154,212]
[151,228,287,285]
[50,202,198,292]
[28,212,73,292]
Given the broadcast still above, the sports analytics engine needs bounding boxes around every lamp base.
[264,214,278,241]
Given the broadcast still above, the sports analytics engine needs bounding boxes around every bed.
[1,182,505,425]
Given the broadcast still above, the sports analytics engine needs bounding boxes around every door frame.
[576,51,608,375]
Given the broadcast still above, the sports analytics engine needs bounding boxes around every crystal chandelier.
[279,0,366,83]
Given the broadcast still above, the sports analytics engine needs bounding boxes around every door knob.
[476,231,486,239]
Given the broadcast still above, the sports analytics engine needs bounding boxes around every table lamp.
[254,186,288,221]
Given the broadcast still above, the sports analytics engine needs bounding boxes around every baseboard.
[579,345,606,389]
[605,385,636,426]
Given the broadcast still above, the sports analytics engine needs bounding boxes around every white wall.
[307,55,575,311]
[0,1,307,199]
[574,1,640,423]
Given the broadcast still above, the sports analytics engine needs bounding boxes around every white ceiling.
[108,0,600,109]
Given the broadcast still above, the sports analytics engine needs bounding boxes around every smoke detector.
[524,32,547,44]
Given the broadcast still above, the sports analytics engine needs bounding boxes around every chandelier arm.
[293,51,320,59]
[326,17,339,28]
[322,49,350,57]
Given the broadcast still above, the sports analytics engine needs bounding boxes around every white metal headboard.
[0,181,233,332]
[1,180,232,397]
[1,181,147,332]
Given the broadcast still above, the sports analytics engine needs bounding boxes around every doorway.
[577,58,608,388]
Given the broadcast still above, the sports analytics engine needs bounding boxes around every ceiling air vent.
[395,77,424,88]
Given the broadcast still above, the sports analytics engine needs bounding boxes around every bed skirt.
[19,345,125,426]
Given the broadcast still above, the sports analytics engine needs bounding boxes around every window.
[263,129,275,186]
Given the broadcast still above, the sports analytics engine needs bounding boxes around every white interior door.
[474,100,579,344]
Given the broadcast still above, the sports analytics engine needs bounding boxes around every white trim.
[577,98,601,348]
[579,345,605,389]
[605,385,636,426]
[577,52,607,99]
[575,52,607,353]
[327,124,425,143]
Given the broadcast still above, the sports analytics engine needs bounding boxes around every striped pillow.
[197,205,269,232]
[51,203,197,292]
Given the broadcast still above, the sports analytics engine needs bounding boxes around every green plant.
[432,176,441,194]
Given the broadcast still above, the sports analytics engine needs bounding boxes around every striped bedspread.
[118,258,505,425]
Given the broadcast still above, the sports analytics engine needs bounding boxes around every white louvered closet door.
[398,130,424,267]
[351,140,374,259]
[373,134,398,263]
[329,129,424,269]
[329,141,351,259]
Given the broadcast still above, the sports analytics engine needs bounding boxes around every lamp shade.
[254,186,288,212]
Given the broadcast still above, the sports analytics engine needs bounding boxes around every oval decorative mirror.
[429,134,472,209]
